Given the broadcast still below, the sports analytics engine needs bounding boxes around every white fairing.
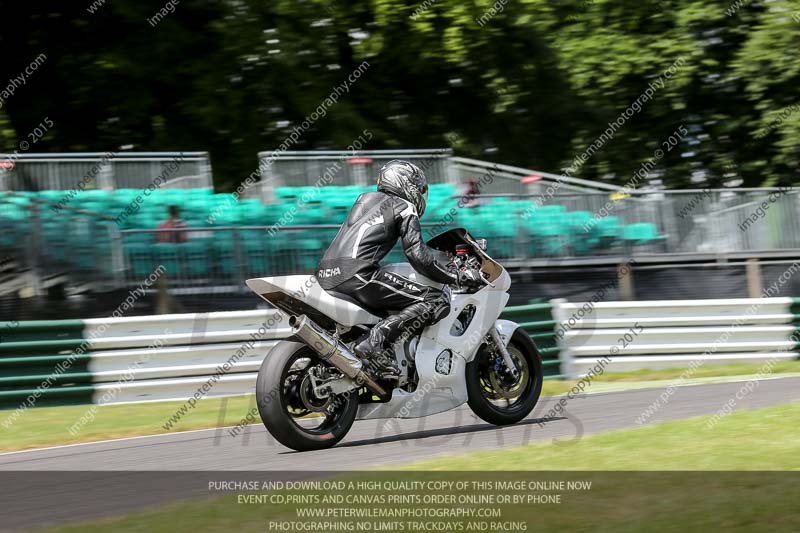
[494,319,523,347]
[358,265,512,421]
[245,275,380,327]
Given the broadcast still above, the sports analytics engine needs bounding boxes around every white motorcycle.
[246,228,542,451]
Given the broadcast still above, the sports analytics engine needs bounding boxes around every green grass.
[2,360,798,452]
[401,401,800,471]
[37,402,800,533]
[539,359,800,396]
[0,394,259,452]
[588,359,800,383]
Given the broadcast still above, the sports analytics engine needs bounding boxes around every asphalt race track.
[1,377,798,530]
[2,377,799,471]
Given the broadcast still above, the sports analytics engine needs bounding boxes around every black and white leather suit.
[316,190,457,362]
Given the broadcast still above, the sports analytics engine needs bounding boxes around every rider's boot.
[354,320,401,380]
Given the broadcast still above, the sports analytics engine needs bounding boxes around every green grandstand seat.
[567,211,592,229]
[181,240,210,276]
[623,222,663,244]
[71,235,98,270]
[125,233,155,246]
[92,234,115,277]
[269,232,321,273]
[297,238,323,271]
[126,242,156,278]
[82,201,106,214]
[189,187,214,198]
[0,219,16,248]
[81,190,108,203]
[162,189,186,203]
[155,243,182,277]
[212,237,238,277]
[524,210,568,256]
[276,187,299,199]
[182,215,209,229]
[328,194,355,209]
[293,207,325,225]
[242,233,269,276]
[566,211,596,255]
[538,205,566,216]
[238,199,266,225]
[326,205,350,224]
[37,190,63,203]
[262,204,284,226]
[595,216,622,242]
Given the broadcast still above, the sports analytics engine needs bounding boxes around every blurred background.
[1,0,799,319]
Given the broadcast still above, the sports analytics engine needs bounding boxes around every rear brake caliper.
[299,366,337,413]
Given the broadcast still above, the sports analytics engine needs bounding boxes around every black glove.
[446,261,459,279]
[458,267,485,287]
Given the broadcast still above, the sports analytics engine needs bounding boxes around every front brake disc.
[488,353,526,399]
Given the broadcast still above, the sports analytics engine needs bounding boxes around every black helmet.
[377,159,429,216]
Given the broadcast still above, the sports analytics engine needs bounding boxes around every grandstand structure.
[0,150,798,303]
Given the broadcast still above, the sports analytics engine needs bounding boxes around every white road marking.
[0,424,240,457]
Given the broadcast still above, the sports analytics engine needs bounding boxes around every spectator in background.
[157,205,187,243]
[461,177,481,208]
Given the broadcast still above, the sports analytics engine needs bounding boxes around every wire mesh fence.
[119,226,341,290]
[0,152,212,191]
[0,193,123,292]
[253,150,454,202]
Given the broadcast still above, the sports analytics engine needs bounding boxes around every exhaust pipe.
[289,314,387,397]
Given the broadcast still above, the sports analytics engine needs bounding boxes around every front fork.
[489,325,520,379]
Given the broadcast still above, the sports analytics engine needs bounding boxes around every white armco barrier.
[551,297,800,378]
[10,299,797,408]
[83,309,289,404]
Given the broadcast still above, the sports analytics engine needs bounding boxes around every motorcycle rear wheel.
[466,328,543,425]
[256,340,359,451]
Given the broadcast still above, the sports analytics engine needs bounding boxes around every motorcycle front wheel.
[256,340,359,451]
[466,328,543,425]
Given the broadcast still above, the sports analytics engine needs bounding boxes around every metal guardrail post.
[232,228,245,288]
[259,162,277,204]
[791,298,800,353]
[618,261,635,301]
[99,159,114,190]
[26,200,43,297]
[550,298,576,379]
[445,155,458,186]
[0,165,8,191]
[107,222,125,288]
[90,219,103,284]
[202,158,213,190]
[745,258,763,298]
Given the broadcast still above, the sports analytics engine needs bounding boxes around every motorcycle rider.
[316,160,482,379]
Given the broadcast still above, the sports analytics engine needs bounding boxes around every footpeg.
[360,353,401,381]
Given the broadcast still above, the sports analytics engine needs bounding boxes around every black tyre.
[256,340,359,451]
[466,328,543,425]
